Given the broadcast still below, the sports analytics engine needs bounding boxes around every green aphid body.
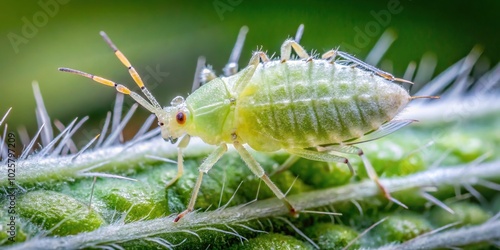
[185,59,410,152]
[60,28,417,221]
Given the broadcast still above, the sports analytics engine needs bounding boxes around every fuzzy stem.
[381,219,500,249]
[7,160,500,250]
[0,137,215,187]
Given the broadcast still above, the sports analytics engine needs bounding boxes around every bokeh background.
[1,0,498,143]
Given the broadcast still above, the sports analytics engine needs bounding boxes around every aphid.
[59,25,436,222]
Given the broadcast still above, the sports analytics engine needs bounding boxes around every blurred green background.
[1,0,498,139]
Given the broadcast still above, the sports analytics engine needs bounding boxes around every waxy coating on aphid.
[59,25,436,222]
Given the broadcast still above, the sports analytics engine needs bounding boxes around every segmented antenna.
[58,31,164,114]
[58,68,158,114]
[99,31,163,110]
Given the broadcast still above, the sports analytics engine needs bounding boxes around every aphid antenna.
[59,31,165,116]
[99,31,162,109]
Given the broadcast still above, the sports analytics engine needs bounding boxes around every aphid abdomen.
[236,60,410,151]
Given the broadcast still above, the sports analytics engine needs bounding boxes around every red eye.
[176,112,186,124]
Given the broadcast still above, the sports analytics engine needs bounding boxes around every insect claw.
[173,214,182,222]
[284,201,299,218]
[174,209,191,222]
[375,179,409,209]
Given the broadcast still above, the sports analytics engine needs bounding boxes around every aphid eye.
[159,122,164,126]
[176,112,186,125]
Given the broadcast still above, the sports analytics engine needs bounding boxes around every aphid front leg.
[174,143,228,222]
[233,141,298,216]
[165,135,191,188]
[280,40,309,62]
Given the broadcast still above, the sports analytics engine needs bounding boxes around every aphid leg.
[223,26,249,77]
[321,49,338,61]
[99,31,163,109]
[343,119,415,144]
[166,135,191,188]
[174,143,228,222]
[322,145,408,209]
[232,51,269,93]
[286,148,355,176]
[270,154,300,176]
[280,40,309,62]
[233,141,298,217]
[252,51,271,63]
[336,51,414,84]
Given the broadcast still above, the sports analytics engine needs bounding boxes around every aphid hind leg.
[320,145,408,209]
[286,148,355,175]
[280,40,309,62]
[166,135,190,188]
[233,141,298,217]
[174,143,228,222]
[336,51,414,85]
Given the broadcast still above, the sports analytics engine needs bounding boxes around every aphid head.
[157,96,191,144]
